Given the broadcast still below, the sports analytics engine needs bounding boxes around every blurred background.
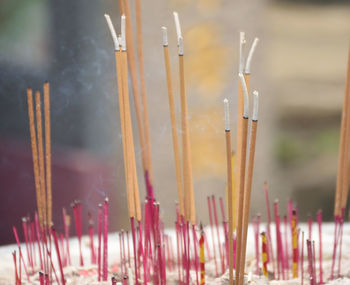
[0,0,350,245]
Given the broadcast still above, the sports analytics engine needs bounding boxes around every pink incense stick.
[12,226,30,281]
[312,241,317,284]
[264,182,275,278]
[175,222,182,284]
[337,208,345,278]
[211,196,224,274]
[301,231,304,285]
[29,220,36,268]
[59,234,66,267]
[274,200,285,280]
[192,225,199,285]
[306,240,315,285]
[72,201,84,266]
[51,227,66,285]
[39,272,44,285]
[207,196,218,276]
[330,214,340,280]
[62,208,71,266]
[88,212,96,264]
[283,215,289,277]
[103,198,109,281]
[97,204,102,281]
[126,231,131,268]
[316,210,323,284]
[13,251,19,285]
[219,197,229,266]
[112,276,117,285]
[22,218,33,271]
[130,217,140,285]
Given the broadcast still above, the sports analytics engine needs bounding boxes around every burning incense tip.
[178,36,184,56]
[239,32,246,73]
[238,73,249,118]
[104,14,120,51]
[252,90,259,121]
[161,26,168,46]
[245,37,259,74]
[173,11,182,42]
[121,15,126,50]
[223,98,230,131]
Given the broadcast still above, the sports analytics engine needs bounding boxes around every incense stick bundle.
[174,12,196,225]
[224,98,234,285]
[235,73,250,285]
[162,26,185,217]
[239,91,259,285]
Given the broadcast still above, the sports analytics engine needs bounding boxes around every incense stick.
[224,98,234,284]
[43,82,52,226]
[35,91,47,228]
[162,26,185,217]
[27,89,43,227]
[238,90,259,285]
[235,73,250,285]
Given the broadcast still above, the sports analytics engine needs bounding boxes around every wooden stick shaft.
[235,117,249,285]
[123,0,147,172]
[27,89,43,226]
[239,120,258,285]
[43,82,52,226]
[135,0,153,182]
[179,54,195,224]
[225,130,234,285]
[340,46,350,210]
[163,44,184,217]
[35,91,47,227]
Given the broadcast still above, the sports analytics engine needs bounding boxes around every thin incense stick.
[27,89,43,226]
[292,210,298,278]
[51,227,65,285]
[235,73,250,285]
[35,91,47,227]
[135,0,153,182]
[103,198,109,281]
[239,91,259,285]
[43,82,52,226]
[122,1,147,173]
[224,98,234,285]
[162,26,184,217]
[199,224,205,285]
[173,13,195,225]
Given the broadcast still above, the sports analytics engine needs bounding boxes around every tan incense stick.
[27,89,43,226]
[162,26,185,217]
[174,12,195,224]
[121,1,147,173]
[135,0,153,183]
[340,46,350,212]
[35,91,47,227]
[239,91,259,285]
[235,73,250,285]
[43,81,52,226]
[224,98,234,285]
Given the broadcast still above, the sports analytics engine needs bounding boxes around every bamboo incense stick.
[135,0,153,183]
[224,98,234,285]
[27,89,43,227]
[235,73,250,285]
[239,91,259,285]
[121,1,147,173]
[235,32,246,231]
[43,82,52,226]
[173,12,195,225]
[35,91,47,227]
[162,26,185,217]
[340,46,350,212]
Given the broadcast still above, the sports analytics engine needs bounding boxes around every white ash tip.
[238,73,249,118]
[252,90,259,121]
[104,14,120,51]
[161,26,168,46]
[178,36,184,55]
[239,32,246,73]
[245,37,259,74]
[121,15,126,50]
[173,11,182,42]
[223,98,230,130]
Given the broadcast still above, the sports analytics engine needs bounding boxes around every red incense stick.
[301,231,304,285]
[12,226,30,281]
[316,210,323,284]
[307,217,313,241]
[103,198,109,281]
[130,217,140,285]
[13,251,19,285]
[207,196,218,276]
[51,227,66,285]
[97,204,102,281]
[21,218,33,271]
[283,215,289,277]
[39,272,44,285]
[211,196,224,274]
